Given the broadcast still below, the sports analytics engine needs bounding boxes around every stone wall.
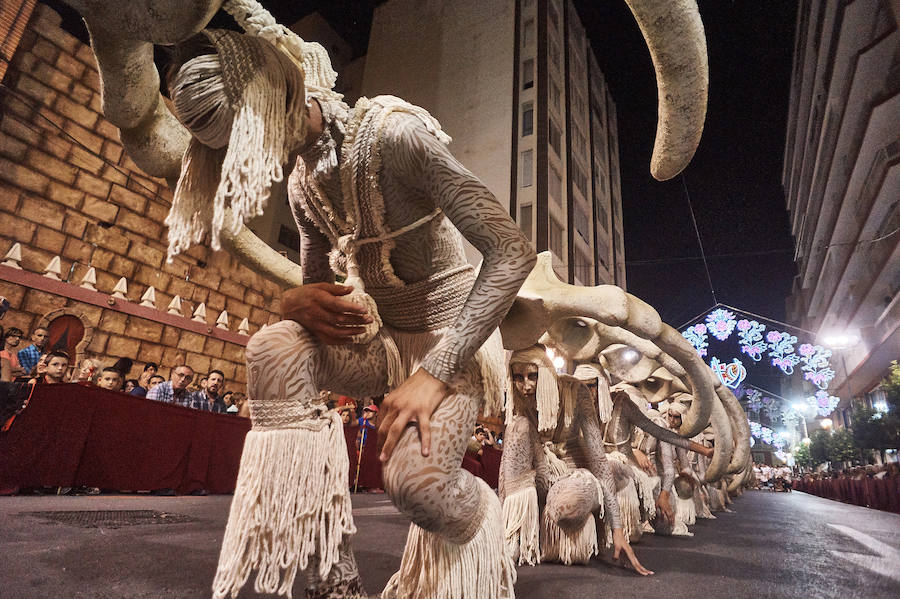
[0,4,287,384]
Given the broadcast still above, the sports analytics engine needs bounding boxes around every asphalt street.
[0,489,897,598]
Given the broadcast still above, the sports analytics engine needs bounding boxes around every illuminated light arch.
[681,304,841,417]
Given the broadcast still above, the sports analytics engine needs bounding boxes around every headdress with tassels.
[572,363,614,424]
[166,0,345,258]
[508,345,560,432]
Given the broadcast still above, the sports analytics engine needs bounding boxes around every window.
[550,218,564,259]
[523,19,535,46]
[549,165,562,204]
[549,79,560,111]
[548,118,561,155]
[521,150,533,187]
[574,203,590,243]
[519,204,533,242]
[548,3,559,31]
[596,200,608,231]
[575,248,592,286]
[549,41,560,68]
[522,102,534,136]
[522,58,534,90]
[572,164,587,196]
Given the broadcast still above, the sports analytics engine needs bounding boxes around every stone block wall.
[0,4,289,384]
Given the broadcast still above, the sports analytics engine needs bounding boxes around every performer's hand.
[633,449,655,475]
[656,490,674,525]
[281,283,373,344]
[612,529,653,575]
[689,441,715,459]
[378,368,450,462]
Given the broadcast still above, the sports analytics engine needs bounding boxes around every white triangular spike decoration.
[192,302,207,322]
[80,266,97,290]
[140,286,157,308]
[43,255,62,280]
[237,317,250,336]
[216,310,229,329]
[111,277,128,299]
[167,295,183,316]
[2,243,22,268]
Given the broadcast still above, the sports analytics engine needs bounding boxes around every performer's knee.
[545,477,597,532]
[245,320,314,367]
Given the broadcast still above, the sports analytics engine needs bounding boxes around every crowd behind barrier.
[0,384,249,495]
[793,474,900,513]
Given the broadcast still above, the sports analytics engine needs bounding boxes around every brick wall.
[0,4,288,384]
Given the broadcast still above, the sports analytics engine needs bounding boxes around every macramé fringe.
[605,479,642,546]
[540,511,598,566]
[212,417,354,599]
[502,485,541,566]
[382,479,516,598]
[675,495,696,527]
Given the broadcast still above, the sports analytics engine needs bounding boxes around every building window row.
[522,102,534,136]
[549,164,562,205]
[519,203,533,243]
[521,149,533,187]
[550,217,564,259]
[549,117,561,156]
[522,58,534,90]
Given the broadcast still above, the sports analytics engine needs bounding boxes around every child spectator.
[133,363,159,397]
[146,374,165,391]
[96,367,123,391]
[42,351,69,384]
[124,379,141,394]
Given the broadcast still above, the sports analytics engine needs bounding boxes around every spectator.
[96,367,123,391]
[336,404,355,425]
[132,363,159,397]
[358,404,378,430]
[146,374,165,391]
[1,327,25,380]
[41,351,70,384]
[222,390,234,409]
[123,379,140,394]
[147,365,194,405]
[75,358,98,384]
[185,369,228,413]
[16,326,49,374]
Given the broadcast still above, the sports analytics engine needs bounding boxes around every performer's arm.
[384,116,536,384]
[623,400,691,449]
[573,385,622,530]
[289,195,335,284]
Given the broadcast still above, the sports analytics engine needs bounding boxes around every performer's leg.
[381,363,515,598]
[214,321,389,599]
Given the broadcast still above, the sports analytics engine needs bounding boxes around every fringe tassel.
[597,376,613,424]
[382,479,516,598]
[630,465,657,519]
[536,365,559,432]
[212,415,354,599]
[542,444,570,479]
[502,485,541,566]
[695,487,715,519]
[674,495,697,527]
[540,511,598,566]
[476,329,506,418]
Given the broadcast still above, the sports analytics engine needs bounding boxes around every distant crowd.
[1,323,249,418]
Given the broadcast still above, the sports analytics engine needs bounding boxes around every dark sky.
[51,0,799,329]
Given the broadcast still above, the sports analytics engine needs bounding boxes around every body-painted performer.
[500,347,651,573]
[165,23,533,599]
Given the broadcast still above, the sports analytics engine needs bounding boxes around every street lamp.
[822,331,861,426]
[820,418,833,430]
[792,401,810,439]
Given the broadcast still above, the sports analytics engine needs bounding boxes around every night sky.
[51,0,799,330]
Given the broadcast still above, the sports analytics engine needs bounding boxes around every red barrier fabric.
[0,384,250,494]
[793,477,900,514]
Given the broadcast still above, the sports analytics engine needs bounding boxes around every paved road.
[0,489,897,598]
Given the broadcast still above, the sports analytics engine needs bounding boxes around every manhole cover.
[24,510,197,529]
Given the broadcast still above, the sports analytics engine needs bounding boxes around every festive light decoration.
[682,323,709,357]
[766,330,801,375]
[799,344,836,390]
[748,419,785,450]
[806,390,840,418]
[705,308,737,341]
[737,319,767,361]
[745,389,764,413]
[710,356,747,389]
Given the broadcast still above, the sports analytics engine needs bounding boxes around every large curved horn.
[703,395,733,483]
[503,252,715,437]
[717,386,751,475]
[625,0,708,180]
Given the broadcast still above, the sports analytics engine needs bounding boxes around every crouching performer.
[500,347,651,574]
[165,26,533,599]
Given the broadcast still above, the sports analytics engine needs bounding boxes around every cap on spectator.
[336,404,355,414]
[363,404,378,413]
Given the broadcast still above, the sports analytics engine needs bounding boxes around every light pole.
[792,401,810,439]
